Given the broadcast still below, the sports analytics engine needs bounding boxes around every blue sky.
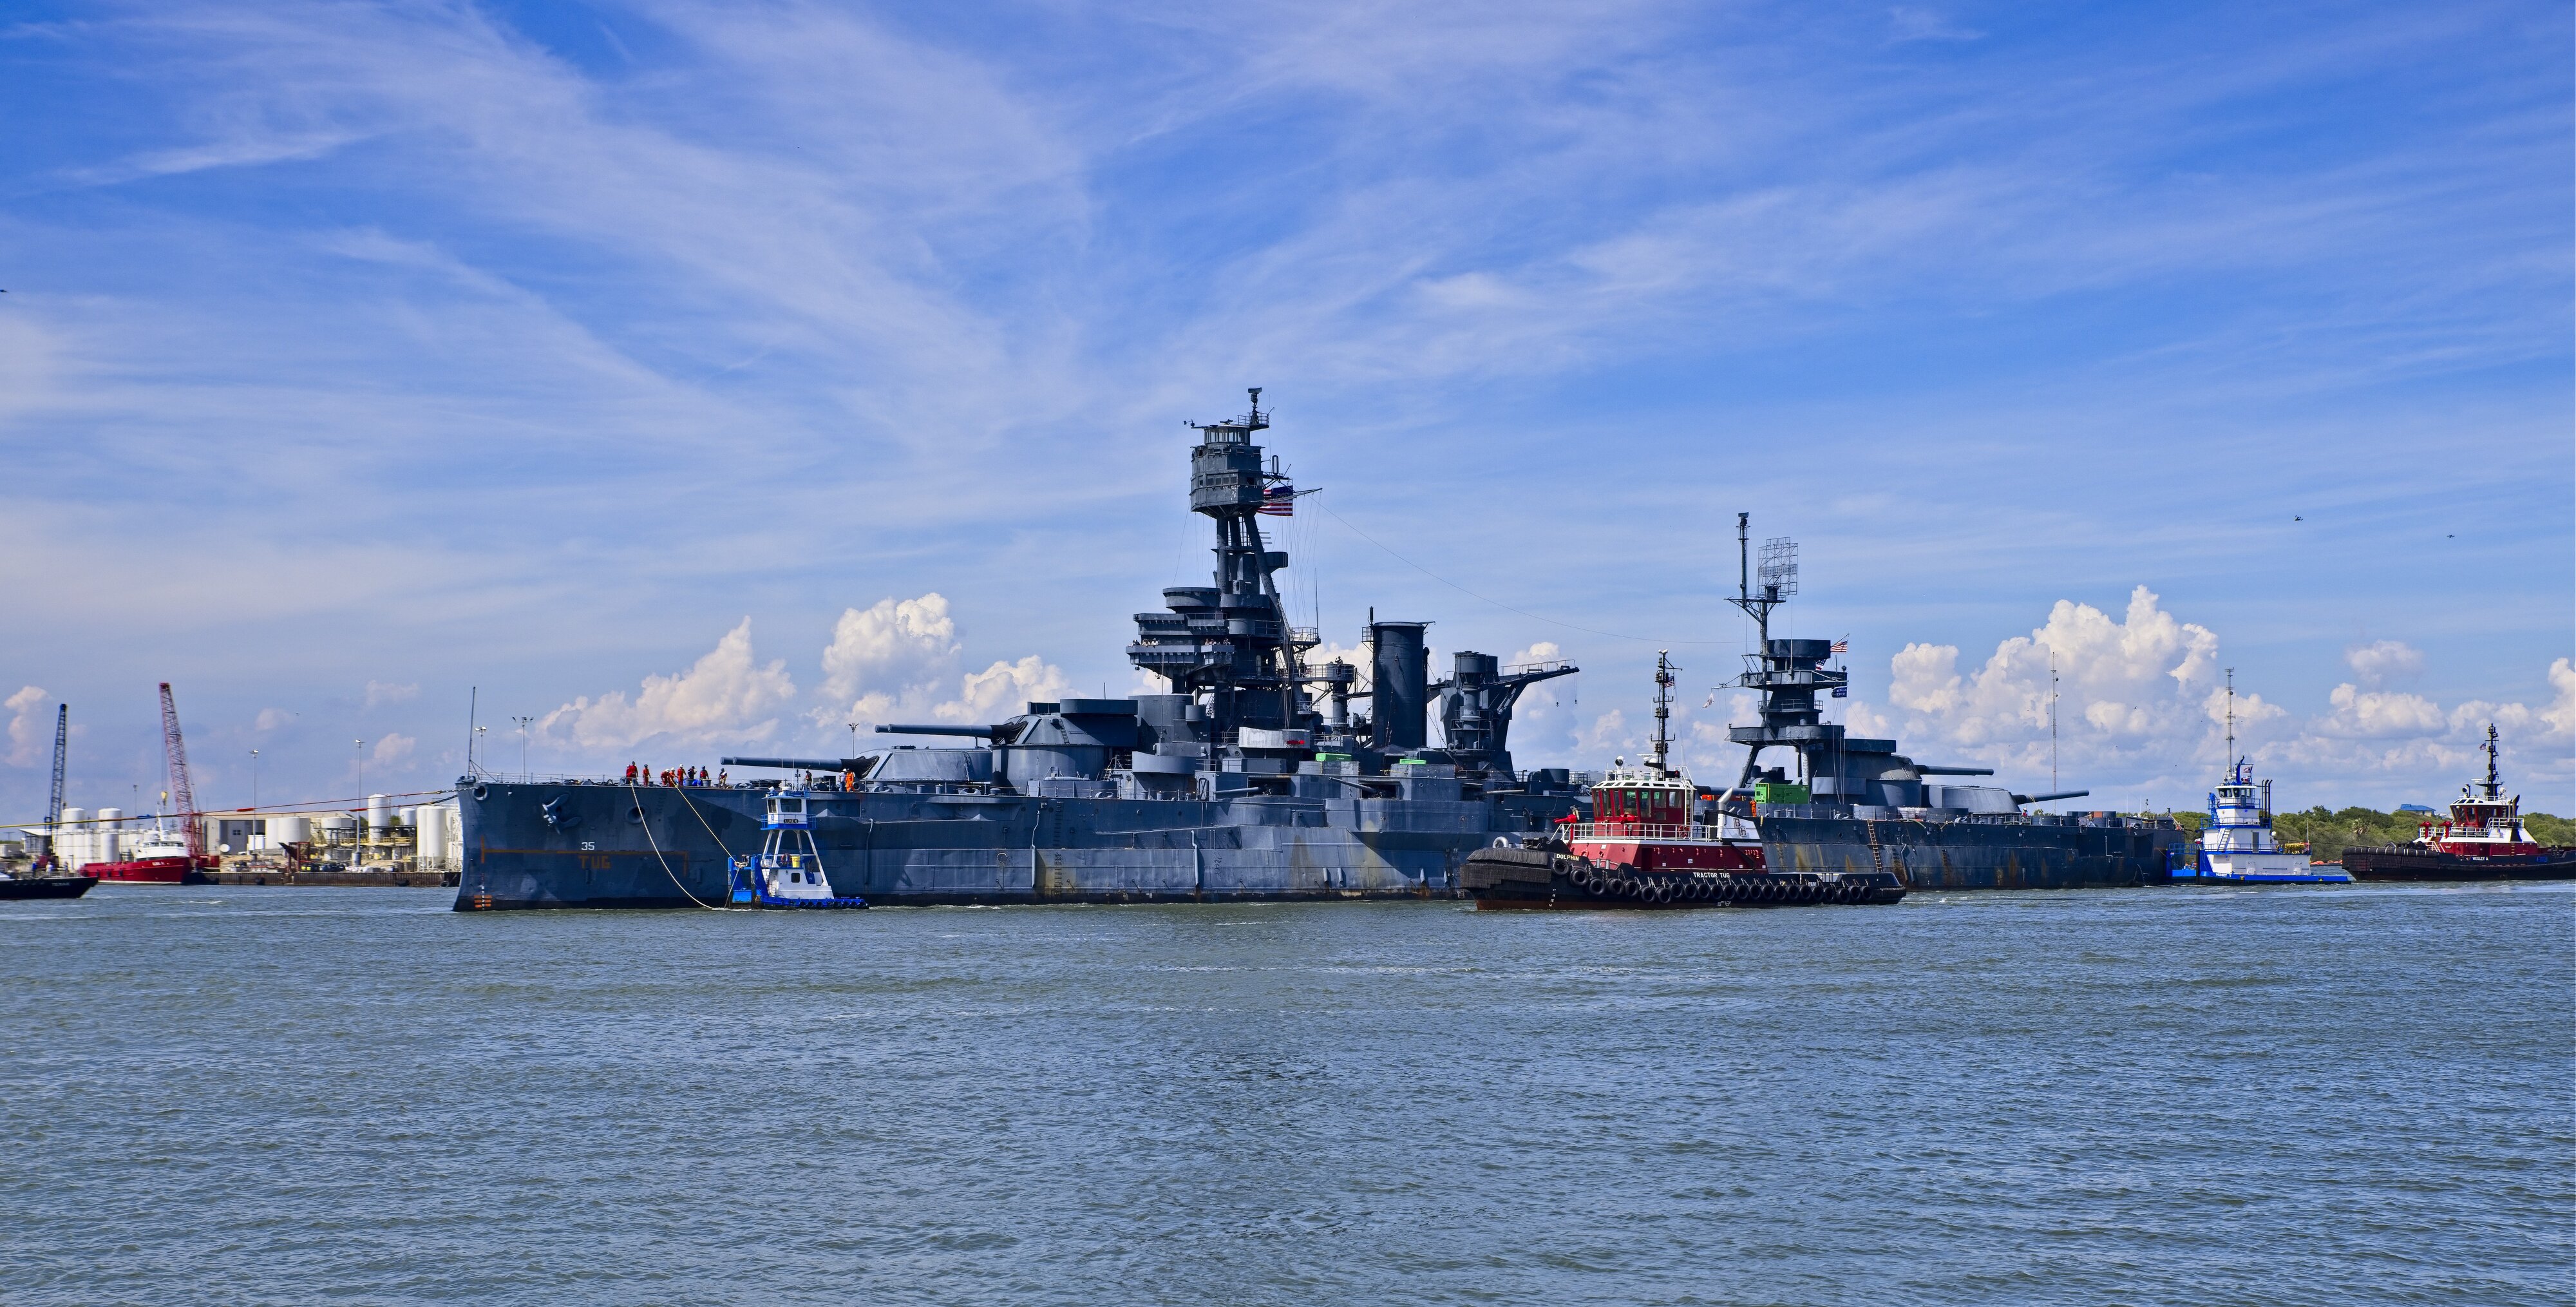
[2,0,2569,823]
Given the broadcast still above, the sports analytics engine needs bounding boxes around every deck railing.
[1564,822,1746,843]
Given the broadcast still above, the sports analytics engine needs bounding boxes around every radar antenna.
[1728,512,1798,645]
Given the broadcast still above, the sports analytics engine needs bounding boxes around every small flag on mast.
[1830,638,1848,653]
[1260,484,1296,516]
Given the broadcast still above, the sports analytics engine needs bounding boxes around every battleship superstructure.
[453,392,1587,910]
[1718,515,2184,890]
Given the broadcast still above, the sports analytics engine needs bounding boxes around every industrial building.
[21,796,462,885]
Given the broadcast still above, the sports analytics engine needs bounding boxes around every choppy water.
[3,883,2569,1304]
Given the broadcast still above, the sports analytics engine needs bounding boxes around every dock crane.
[32,703,66,872]
[158,683,204,860]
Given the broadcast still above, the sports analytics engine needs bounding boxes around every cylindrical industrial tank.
[1369,621,1430,751]
[415,806,447,866]
[319,814,358,842]
[97,805,124,826]
[59,807,88,867]
[270,814,314,845]
[366,794,391,834]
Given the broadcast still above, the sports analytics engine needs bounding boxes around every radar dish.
[1758,536,1799,598]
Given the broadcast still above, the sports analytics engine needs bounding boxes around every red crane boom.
[158,682,202,858]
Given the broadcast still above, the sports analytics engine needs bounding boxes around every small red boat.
[87,829,216,884]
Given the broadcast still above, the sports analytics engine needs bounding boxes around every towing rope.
[627,781,731,912]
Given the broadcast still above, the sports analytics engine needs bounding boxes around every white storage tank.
[415,806,446,866]
[59,807,88,868]
[93,807,124,866]
[270,814,314,845]
[319,814,358,843]
[366,794,392,835]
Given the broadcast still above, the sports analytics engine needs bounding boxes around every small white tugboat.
[728,789,867,908]
[2175,673,2346,884]
[2181,757,2349,884]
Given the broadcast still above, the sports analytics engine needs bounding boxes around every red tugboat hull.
[87,856,214,884]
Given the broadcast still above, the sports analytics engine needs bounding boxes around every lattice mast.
[158,682,202,858]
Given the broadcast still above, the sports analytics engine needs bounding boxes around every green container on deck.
[1754,781,1811,805]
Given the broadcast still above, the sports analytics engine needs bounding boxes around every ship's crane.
[158,683,203,858]
[33,703,66,872]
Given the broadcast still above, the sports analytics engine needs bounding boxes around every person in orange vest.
[625,762,638,784]
[842,768,857,792]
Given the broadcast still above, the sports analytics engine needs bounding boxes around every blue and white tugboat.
[2177,676,2347,884]
[2181,759,2349,884]
[729,789,867,908]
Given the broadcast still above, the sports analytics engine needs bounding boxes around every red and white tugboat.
[1462,653,1906,909]
[2342,725,2574,881]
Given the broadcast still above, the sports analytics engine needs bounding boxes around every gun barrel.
[874,723,1003,739]
[723,756,856,772]
[1917,765,1996,776]
[2014,789,2090,805]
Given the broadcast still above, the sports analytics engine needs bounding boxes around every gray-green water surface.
[4,883,2569,1304]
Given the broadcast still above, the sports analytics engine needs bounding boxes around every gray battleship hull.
[453,781,1546,910]
[1761,814,2181,890]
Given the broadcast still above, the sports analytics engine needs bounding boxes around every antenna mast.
[158,683,202,859]
[2481,723,2500,799]
[2049,648,2060,795]
[2223,668,2236,778]
[1650,651,1679,778]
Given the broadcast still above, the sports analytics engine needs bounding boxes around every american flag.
[1830,638,1848,653]
[1259,484,1296,516]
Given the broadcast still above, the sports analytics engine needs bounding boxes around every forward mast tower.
[1126,389,1314,738]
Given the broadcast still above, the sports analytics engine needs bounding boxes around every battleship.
[452,396,2181,911]
[1712,515,2186,890]
[454,392,1591,909]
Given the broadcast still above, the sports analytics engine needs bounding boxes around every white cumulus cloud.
[1870,586,2221,774]
[541,618,797,752]
[818,592,1071,732]
[6,686,50,767]
[371,733,416,767]
[2345,640,2425,688]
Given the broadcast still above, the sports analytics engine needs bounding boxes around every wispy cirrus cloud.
[0,0,2562,806]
